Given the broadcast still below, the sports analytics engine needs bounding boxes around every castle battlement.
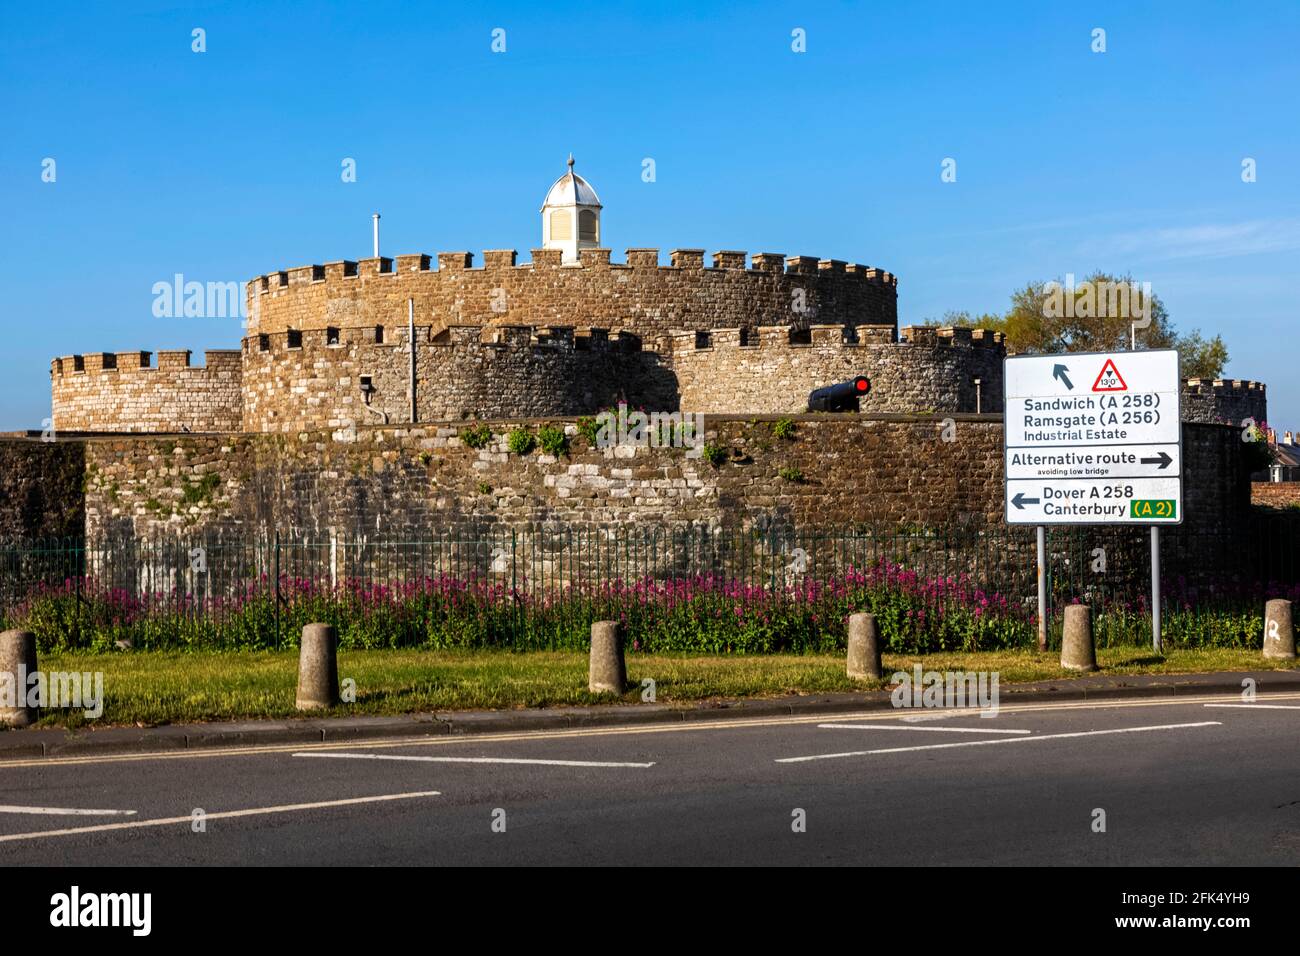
[670,325,1007,416]
[1184,378,1267,394]
[249,249,897,289]
[243,324,644,353]
[52,349,243,378]
[669,324,1003,353]
[1181,378,1268,426]
[50,350,243,434]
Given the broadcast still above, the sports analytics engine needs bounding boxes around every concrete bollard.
[0,629,38,727]
[589,620,627,694]
[296,623,340,710]
[1060,605,1097,672]
[846,612,882,680]
[1264,599,1296,660]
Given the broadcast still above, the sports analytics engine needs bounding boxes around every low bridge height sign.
[1004,349,1182,525]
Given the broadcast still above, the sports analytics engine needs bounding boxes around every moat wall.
[57,417,1247,544]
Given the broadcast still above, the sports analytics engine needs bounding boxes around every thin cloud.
[1077,219,1300,262]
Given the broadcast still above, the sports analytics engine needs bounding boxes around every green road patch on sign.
[1131,499,1177,520]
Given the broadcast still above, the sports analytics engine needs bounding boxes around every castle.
[0,157,1262,607]
[49,159,1265,434]
[44,158,1006,433]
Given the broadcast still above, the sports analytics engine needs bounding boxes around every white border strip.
[1204,703,1300,711]
[0,790,441,844]
[776,721,1221,763]
[293,752,655,768]
[817,723,1031,735]
[0,805,137,817]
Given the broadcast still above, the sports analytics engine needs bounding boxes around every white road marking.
[0,790,441,844]
[4,692,1297,769]
[1204,703,1300,711]
[293,752,655,768]
[0,805,137,817]
[817,723,1031,735]
[776,721,1222,763]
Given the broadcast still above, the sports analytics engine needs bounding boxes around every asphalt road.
[2,692,1299,866]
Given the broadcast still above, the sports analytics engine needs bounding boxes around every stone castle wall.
[672,325,1006,415]
[245,248,899,339]
[67,417,1247,545]
[1180,379,1267,426]
[241,324,676,432]
[50,350,243,433]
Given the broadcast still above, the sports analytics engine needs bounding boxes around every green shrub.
[181,472,222,506]
[778,466,804,482]
[576,416,601,445]
[702,442,727,467]
[507,428,536,455]
[772,418,796,440]
[459,423,493,449]
[537,424,568,457]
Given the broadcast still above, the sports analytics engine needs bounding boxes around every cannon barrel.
[808,376,870,412]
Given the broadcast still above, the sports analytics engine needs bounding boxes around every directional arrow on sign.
[1052,364,1073,390]
[1011,492,1041,510]
[1140,451,1173,469]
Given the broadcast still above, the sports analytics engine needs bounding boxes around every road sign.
[1004,349,1182,525]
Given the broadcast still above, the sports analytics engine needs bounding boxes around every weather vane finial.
[567,153,574,171]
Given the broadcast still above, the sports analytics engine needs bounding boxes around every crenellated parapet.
[245,248,899,340]
[239,324,675,433]
[669,324,1006,415]
[1181,378,1268,426]
[50,350,242,433]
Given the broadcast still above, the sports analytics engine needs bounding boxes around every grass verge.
[12,646,1296,730]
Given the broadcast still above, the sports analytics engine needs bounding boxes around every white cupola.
[541,155,601,263]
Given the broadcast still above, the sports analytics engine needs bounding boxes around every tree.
[930,272,1229,379]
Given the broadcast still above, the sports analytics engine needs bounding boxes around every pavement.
[1,671,1299,865]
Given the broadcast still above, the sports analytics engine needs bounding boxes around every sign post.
[1004,349,1182,652]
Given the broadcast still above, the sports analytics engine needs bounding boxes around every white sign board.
[1004,349,1182,525]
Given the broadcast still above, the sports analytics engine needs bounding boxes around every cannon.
[807,376,870,412]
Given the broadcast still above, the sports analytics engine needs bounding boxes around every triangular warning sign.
[1092,358,1127,392]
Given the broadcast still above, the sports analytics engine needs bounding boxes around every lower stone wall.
[1252,482,1300,509]
[68,417,1245,543]
[0,439,85,540]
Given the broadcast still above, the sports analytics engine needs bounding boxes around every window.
[578,209,598,242]
[258,334,269,351]
[549,208,572,240]
[327,327,340,346]
[287,329,302,349]
[739,327,755,346]
[695,330,712,349]
[788,328,811,345]
[374,325,384,344]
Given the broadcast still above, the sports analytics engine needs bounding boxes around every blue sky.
[3,0,1298,429]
